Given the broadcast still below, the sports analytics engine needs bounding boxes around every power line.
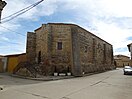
[0,25,26,36]
[1,2,39,20]
[0,40,23,45]
[0,0,45,45]
[1,0,44,24]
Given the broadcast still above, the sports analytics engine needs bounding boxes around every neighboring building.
[24,23,115,76]
[0,0,7,72]
[0,55,4,72]
[5,53,27,73]
[114,55,131,68]
[0,55,8,73]
[127,43,132,65]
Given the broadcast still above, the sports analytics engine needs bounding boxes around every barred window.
[57,42,62,50]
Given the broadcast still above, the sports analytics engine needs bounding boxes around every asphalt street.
[0,68,132,99]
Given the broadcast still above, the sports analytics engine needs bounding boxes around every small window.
[57,42,62,50]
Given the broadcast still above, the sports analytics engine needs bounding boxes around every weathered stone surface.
[26,32,36,63]
[71,26,82,76]
[25,23,115,77]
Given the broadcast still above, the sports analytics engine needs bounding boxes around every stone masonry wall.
[35,24,49,63]
[49,24,72,73]
[71,26,82,76]
[26,23,114,76]
[77,27,114,74]
[34,24,73,75]
[26,32,36,63]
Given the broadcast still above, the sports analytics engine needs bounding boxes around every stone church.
[26,23,115,76]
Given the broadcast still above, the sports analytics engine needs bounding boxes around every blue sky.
[0,0,132,56]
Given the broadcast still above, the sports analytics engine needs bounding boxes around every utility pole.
[0,0,6,22]
[127,43,132,65]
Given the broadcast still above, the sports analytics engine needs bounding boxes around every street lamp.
[0,0,7,22]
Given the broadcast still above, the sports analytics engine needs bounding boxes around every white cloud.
[0,36,9,41]
[2,0,29,18]
[0,0,132,56]
[2,0,58,21]
[114,51,130,57]
[96,0,132,17]
[91,20,132,46]
[62,0,132,17]
[59,0,132,56]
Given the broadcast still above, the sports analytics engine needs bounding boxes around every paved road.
[0,69,132,99]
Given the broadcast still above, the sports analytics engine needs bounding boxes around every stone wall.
[71,26,82,76]
[26,23,115,76]
[76,26,114,74]
[48,24,72,73]
[30,24,73,75]
[35,24,49,63]
[26,32,36,63]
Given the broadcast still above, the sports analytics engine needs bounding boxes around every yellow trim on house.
[7,56,18,73]
[5,53,27,73]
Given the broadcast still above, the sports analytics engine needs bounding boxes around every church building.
[26,23,115,76]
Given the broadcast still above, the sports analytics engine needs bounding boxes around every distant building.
[0,55,8,73]
[114,55,131,68]
[17,23,115,77]
[5,53,27,73]
[0,53,27,73]
[0,55,4,72]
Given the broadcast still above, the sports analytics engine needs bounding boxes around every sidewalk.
[9,69,116,81]
[11,74,74,81]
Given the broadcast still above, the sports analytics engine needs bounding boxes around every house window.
[57,42,62,50]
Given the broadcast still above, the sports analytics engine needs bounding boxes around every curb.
[11,74,74,81]
[10,69,116,81]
